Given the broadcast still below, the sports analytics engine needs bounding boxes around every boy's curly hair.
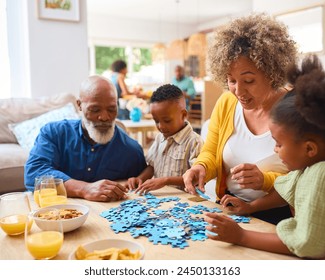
[208,13,298,89]
[150,84,183,103]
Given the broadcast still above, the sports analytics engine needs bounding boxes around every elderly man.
[24,76,147,202]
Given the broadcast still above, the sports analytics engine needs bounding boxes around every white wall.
[88,14,196,47]
[6,0,31,98]
[7,0,89,98]
[253,0,324,15]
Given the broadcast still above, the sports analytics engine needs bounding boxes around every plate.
[69,238,145,260]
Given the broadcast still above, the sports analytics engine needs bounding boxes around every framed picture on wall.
[37,0,80,22]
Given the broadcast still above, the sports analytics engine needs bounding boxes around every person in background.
[127,84,203,193]
[183,13,298,224]
[205,55,325,259]
[110,59,142,120]
[24,75,147,202]
[172,65,196,110]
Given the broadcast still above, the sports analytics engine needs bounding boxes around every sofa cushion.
[0,167,26,194]
[8,103,80,151]
[0,144,29,194]
[0,92,78,144]
[0,143,29,169]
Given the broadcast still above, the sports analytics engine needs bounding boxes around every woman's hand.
[220,194,253,215]
[231,163,264,190]
[182,165,206,195]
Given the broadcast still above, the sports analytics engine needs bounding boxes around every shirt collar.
[161,121,193,145]
[78,120,84,137]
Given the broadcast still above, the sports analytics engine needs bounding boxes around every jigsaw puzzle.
[100,192,250,249]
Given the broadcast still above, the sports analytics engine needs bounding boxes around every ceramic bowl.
[33,203,89,233]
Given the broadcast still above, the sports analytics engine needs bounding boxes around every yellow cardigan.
[195,92,284,199]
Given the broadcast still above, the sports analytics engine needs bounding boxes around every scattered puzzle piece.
[100,192,249,249]
[229,215,251,223]
[195,187,211,200]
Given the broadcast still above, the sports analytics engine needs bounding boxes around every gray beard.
[81,114,115,144]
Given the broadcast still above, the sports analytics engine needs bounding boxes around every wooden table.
[0,187,299,260]
[121,119,157,147]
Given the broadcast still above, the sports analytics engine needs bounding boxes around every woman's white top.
[223,102,287,201]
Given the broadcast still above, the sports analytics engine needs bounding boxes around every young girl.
[204,54,325,259]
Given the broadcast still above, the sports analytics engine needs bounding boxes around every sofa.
[0,92,79,194]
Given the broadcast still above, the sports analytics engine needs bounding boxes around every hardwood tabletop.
[0,186,299,260]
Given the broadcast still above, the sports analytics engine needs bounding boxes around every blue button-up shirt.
[24,119,147,191]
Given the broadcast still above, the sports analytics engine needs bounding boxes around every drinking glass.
[25,209,64,260]
[33,175,54,207]
[39,178,67,208]
[0,192,31,236]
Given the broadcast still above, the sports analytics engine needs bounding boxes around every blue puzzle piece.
[163,227,185,239]
[148,235,170,245]
[186,208,202,214]
[229,215,251,223]
[110,222,130,233]
[175,202,189,208]
[191,232,208,241]
[171,239,189,249]
[195,187,211,200]
[152,209,167,216]
[156,218,179,227]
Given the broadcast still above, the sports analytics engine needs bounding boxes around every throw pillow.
[8,103,80,150]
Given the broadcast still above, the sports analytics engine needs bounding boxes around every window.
[0,0,11,98]
[94,45,164,90]
[276,5,324,54]
[95,46,127,75]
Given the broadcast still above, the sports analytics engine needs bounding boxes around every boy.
[127,84,203,193]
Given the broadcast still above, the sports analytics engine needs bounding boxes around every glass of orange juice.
[25,209,63,260]
[39,178,67,208]
[33,175,54,207]
[0,192,31,236]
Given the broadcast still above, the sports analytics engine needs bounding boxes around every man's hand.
[81,180,128,202]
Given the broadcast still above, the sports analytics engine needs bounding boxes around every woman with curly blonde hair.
[183,13,298,224]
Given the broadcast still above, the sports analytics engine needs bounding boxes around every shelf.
[187,81,224,125]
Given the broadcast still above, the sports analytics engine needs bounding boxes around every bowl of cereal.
[33,204,89,233]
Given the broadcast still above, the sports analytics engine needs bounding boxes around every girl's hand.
[220,194,253,215]
[204,212,244,244]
